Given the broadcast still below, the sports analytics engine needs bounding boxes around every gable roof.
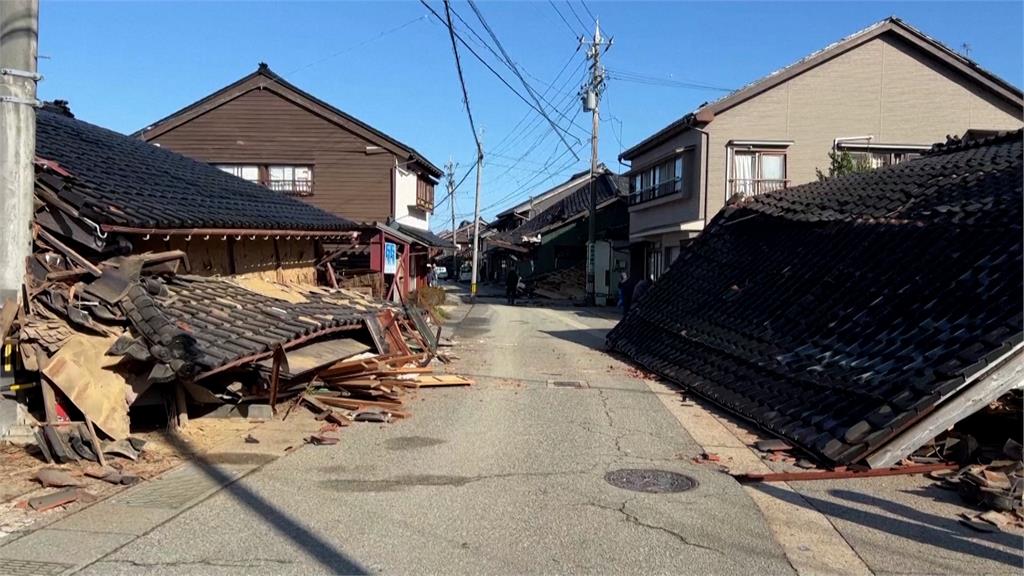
[494,165,608,219]
[608,130,1023,466]
[620,17,1024,161]
[135,63,441,178]
[36,107,358,235]
[498,172,627,243]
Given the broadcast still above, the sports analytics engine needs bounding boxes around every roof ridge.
[925,129,1024,156]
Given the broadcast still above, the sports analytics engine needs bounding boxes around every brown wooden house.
[134,63,442,229]
[134,64,446,297]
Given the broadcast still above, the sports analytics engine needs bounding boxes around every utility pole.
[470,132,483,298]
[444,159,457,281]
[0,0,40,307]
[581,18,610,306]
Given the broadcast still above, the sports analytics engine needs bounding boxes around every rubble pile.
[3,229,465,469]
[527,264,586,300]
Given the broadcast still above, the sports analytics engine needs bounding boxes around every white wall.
[393,166,429,230]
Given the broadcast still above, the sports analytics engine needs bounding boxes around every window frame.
[629,150,692,206]
[727,144,790,199]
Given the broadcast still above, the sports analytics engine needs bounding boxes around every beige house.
[620,17,1023,279]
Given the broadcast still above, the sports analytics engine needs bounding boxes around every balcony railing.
[728,178,788,199]
[629,178,686,206]
[268,179,314,196]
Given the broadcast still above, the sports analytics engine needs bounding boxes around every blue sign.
[384,242,398,274]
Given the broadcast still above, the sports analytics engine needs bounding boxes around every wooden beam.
[867,345,1024,468]
[36,227,102,276]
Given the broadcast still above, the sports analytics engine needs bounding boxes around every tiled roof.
[35,108,358,233]
[608,130,1023,465]
[388,221,450,248]
[123,275,383,378]
[498,173,627,242]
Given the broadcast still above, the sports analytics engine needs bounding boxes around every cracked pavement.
[70,298,791,575]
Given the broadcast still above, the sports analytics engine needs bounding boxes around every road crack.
[584,500,721,554]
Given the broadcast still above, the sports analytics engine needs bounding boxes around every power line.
[490,54,585,157]
[285,15,427,77]
[485,80,584,187]
[420,0,580,154]
[439,0,481,154]
[254,15,428,91]
[580,0,597,24]
[606,68,735,92]
[467,0,581,159]
[548,0,581,38]
[564,1,590,33]
[449,3,587,139]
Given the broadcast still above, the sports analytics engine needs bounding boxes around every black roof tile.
[496,172,627,243]
[608,130,1023,465]
[35,109,358,233]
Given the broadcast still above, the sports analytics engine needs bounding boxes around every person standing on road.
[505,267,520,306]
[619,271,637,315]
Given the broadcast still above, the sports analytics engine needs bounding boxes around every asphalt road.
[79,299,793,575]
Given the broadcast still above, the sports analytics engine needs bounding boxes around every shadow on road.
[752,482,1024,568]
[159,430,369,574]
[542,328,609,350]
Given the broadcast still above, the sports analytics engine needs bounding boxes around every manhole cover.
[547,379,587,388]
[604,469,698,493]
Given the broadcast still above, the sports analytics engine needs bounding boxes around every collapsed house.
[487,169,629,302]
[608,130,1023,467]
[1,104,459,460]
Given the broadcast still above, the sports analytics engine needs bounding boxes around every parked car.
[434,266,448,280]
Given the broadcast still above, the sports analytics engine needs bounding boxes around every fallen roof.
[494,164,609,219]
[35,107,359,235]
[620,17,1024,160]
[496,172,627,243]
[134,275,382,379]
[608,130,1023,466]
[135,63,441,178]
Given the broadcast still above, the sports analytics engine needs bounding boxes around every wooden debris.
[410,375,475,387]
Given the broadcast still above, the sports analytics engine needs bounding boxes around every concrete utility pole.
[0,0,39,307]
[470,133,483,298]
[581,18,610,306]
[444,159,458,280]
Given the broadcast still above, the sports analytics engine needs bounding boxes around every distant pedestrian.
[619,272,637,315]
[632,274,653,304]
[505,268,520,306]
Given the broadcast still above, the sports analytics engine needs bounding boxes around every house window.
[416,178,435,211]
[629,151,691,206]
[729,148,788,198]
[217,164,259,183]
[268,165,314,196]
[838,144,927,170]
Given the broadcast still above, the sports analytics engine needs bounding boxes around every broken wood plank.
[0,298,18,348]
[36,227,102,277]
[413,375,475,387]
[83,418,106,467]
[734,463,956,483]
[313,396,409,417]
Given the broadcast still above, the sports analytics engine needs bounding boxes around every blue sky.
[38,1,1023,228]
